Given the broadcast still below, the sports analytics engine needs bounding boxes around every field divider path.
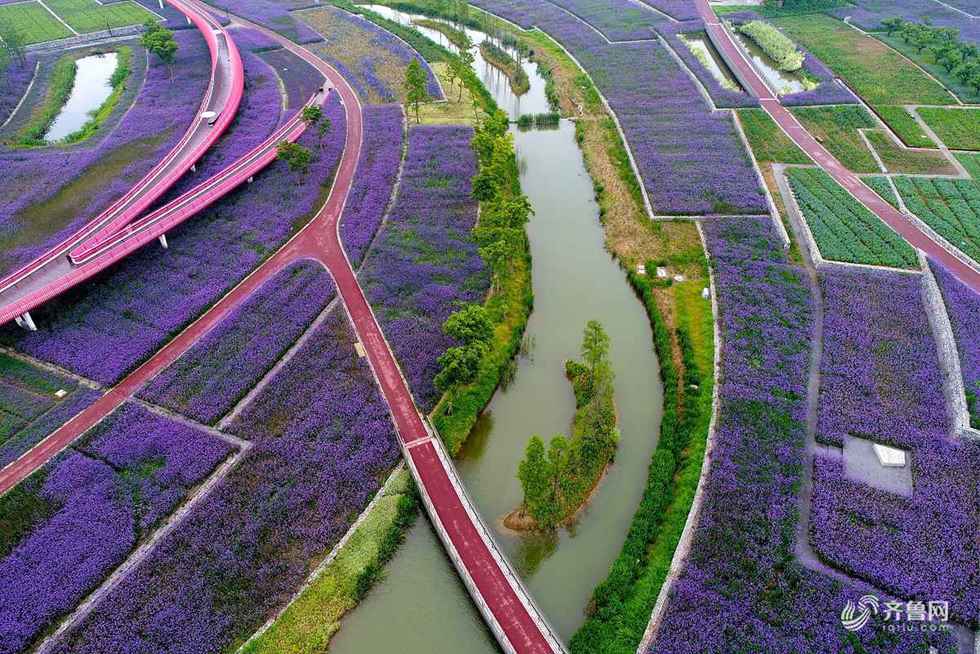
[697,0,980,291]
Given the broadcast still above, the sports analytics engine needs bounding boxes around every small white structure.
[158,234,169,249]
[637,263,646,276]
[54,389,68,399]
[656,266,668,279]
[872,443,907,468]
[15,312,36,332]
[673,274,685,283]
[701,287,710,300]
[354,341,367,358]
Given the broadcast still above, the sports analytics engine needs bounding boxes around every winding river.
[332,11,664,651]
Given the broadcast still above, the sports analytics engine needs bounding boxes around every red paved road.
[0,9,561,651]
[697,0,980,292]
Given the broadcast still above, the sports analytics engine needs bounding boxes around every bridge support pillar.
[15,312,37,332]
[191,163,196,172]
[159,234,169,249]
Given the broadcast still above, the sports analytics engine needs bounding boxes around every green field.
[0,2,72,44]
[864,175,900,209]
[895,176,980,266]
[864,130,956,176]
[45,0,156,33]
[879,34,980,104]
[773,14,956,105]
[917,107,980,151]
[738,107,811,164]
[787,167,918,268]
[874,105,935,149]
[792,105,879,173]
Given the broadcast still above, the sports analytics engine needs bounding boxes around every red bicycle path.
[0,7,560,652]
[696,0,980,293]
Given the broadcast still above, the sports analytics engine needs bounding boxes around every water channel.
[331,10,663,652]
[732,30,815,95]
[678,32,740,91]
[46,52,118,142]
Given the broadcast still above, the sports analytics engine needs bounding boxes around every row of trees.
[517,321,617,530]
[882,18,980,93]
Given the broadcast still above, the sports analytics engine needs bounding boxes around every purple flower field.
[635,0,698,22]
[932,262,980,427]
[152,48,285,207]
[340,104,405,267]
[361,125,488,410]
[48,310,400,654]
[650,216,954,653]
[782,53,859,107]
[0,30,210,279]
[472,0,767,215]
[0,403,232,654]
[259,47,324,113]
[817,270,948,449]
[139,261,335,424]
[0,56,36,126]
[0,94,347,385]
[834,0,980,45]
[545,0,665,42]
[228,25,282,52]
[202,0,323,44]
[657,21,759,109]
[811,268,979,625]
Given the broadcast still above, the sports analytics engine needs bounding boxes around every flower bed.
[488,0,766,214]
[544,0,666,42]
[340,104,405,267]
[0,388,100,469]
[228,24,283,52]
[299,4,441,103]
[152,48,285,207]
[360,124,487,410]
[0,94,347,385]
[202,0,323,43]
[48,310,400,654]
[0,30,209,279]
[786,167,917,269]
[894,175,980,267]
[0,402,232,654]
[0,55,36,126]
[932,262,980,429]
[811,268,979,625]
[635,0,698,22]
[259,47,324,114]
[832,0,980,45]
[650,216,954,653]
[657,22,758,109]
[139,262,335,424]
[780,53,858,107]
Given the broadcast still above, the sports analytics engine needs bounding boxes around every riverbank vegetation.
[64,47,132,144]
[14,54,76,145]
[480,40,529,94]
[413,17,469,50]
[736,20,803,71]
[510,321,618,531]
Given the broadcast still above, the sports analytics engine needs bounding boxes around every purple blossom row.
[472,0,768,215]
[931,261,980,428]
[48,310,399,654]
[656,21,759,109]
[544,0,665,42]
[0,388,100,469]
[834,0,980,46]
[360,125,488,410]
[227,25,282,52]
[0,56,36,127]
[0,403,232,654]
[201,0,323,44]
[340,104,405,267]
[811,268,979,625]
[650,216,955,653]
[151,47,285,208]
[258,47,324,114]
[139,261,335,424]
[0,31,210,279]
[635,0,699,22]
[0,93,347,385]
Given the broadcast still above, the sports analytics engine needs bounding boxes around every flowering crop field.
[472,0,766,214]
[139,262,336,424]
[0,56,37,126]
[360,125,487,410]
[787,167,918,269]
[0,353,99,467]
[298,5,441,104]
[544,0,664,42]
[895,176,980,267]
[812,269,979,625]
[259,47,324,114]
[650,216,955,653]
[933,262,980,429]
[48,310,400,654]
[0,94,347,385]
[831,0,980,45]
[202,0,323,43]
[0,30,210,279]
[339,104,406,267]
[0,403,232,654]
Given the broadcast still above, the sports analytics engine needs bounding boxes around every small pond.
[46,52,118,142]
[733,31,815,95]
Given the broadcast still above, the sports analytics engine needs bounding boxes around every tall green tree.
[276,141,313,174]
[141,21,178,80]
[443,304,494,345]
[404,59,429,124]
[518,435,552,525]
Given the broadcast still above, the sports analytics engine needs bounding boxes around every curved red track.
[696,0,980,292]
[0,8,563,652]
[0,0,244,315]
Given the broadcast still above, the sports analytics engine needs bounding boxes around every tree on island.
[141,21,178,80]
[404,59,429,124]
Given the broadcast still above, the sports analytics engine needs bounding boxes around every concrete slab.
[843,434,913,497]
